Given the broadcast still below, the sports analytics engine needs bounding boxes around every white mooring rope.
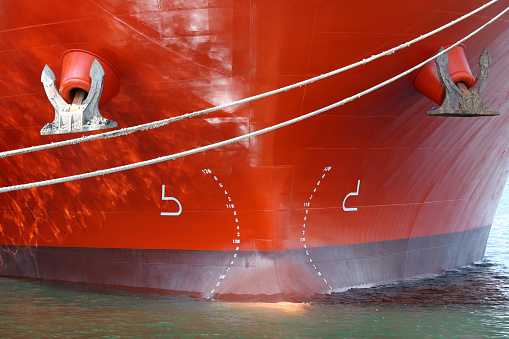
[0,0,501,160]
[0,4,507,194]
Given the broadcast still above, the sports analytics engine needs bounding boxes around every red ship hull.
[0,0,508,301]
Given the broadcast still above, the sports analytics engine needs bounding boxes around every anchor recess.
[429,46,499,117]
[40,59,118,135]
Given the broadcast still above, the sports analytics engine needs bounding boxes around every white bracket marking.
[343,180,360,212]
[161,185,182,216]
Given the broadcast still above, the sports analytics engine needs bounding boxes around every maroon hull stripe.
[0,225,490,301]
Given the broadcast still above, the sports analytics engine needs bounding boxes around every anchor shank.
[70,89,87,112]
[455,81,471,95]
[72,89,87,105]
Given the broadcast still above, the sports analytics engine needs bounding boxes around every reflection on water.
[316,261,509,306]
[1,188,509,337]
[2,268,509,337]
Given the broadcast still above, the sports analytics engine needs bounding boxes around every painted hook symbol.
[161,185,182,216]
[343,180,360,212]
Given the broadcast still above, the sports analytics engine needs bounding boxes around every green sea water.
[1,187,509,338]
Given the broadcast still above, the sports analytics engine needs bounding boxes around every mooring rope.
[0,4,507,194]
[0,0,501,160]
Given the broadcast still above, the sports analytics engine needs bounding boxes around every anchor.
[428,46,499,117]
[40,59,118,135]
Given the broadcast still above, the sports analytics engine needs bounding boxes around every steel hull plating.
[0,225,491,301]
[0,1,508,300]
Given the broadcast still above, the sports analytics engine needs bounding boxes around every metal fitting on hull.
[40,59,118,135]
[413,45,475,106]
[429,47,499,117]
